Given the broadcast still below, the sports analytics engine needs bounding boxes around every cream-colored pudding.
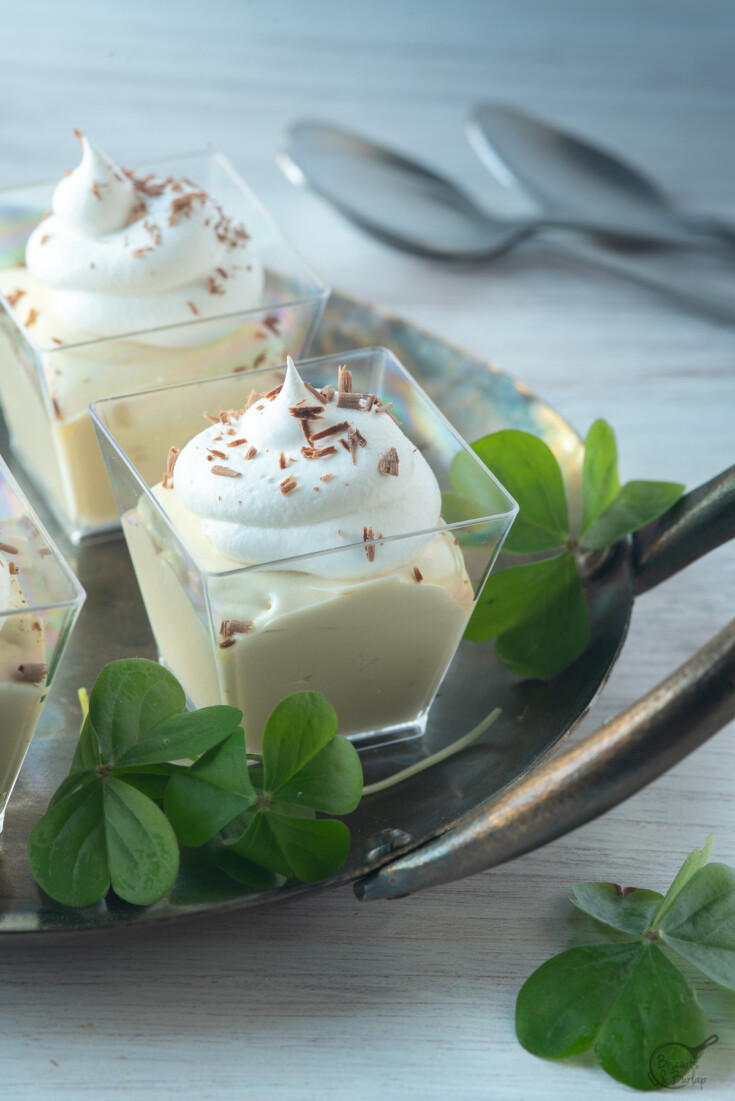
[0,134,286,537]
[121,360,475,749]
[0,543,47,824]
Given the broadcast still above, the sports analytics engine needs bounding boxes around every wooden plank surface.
[1,1,734,1097]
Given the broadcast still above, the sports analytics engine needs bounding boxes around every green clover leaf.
[517,838,734,1090]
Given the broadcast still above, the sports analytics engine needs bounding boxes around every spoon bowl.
[467,103,735,248]
[279,122,537,261]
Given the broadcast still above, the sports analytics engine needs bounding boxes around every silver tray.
[1,291,733,936]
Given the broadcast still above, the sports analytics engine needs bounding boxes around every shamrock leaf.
[517,838,733,1090]
[102,777,179,906]
[262,691,339,792]
[165,730,256,846]
[466,552,589,678]
[468,419,686,680]
[472,430,569,553]
[571,882,664,937]
[88,658,185,763]
[27,781,109,907]
[580,480,685,551]
[659,862,735,991]
[218,693,362,884]
[115,704,243,767]
[582,419,620,532]
[652,834,714,927]
[28,775,180,907]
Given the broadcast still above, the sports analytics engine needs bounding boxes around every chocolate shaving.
[301,444,338,459]
[219,638,236,649]
[263,314,280,334]
[310,420,349,442]
[253,352,266,368]
[320,385,335,404]
[207,276,225,296]
[207,448,227,460]
[363,525,376,562]
[280,475,298,495]
[8,562,19,575]
[378,447,400,476]
[304,381,327,404]
[377,402,399,423]
[216,267,228,280]
[203,412,219,423]
[264,384,283,401]
[289,405,325,420]
[346,426,365,465]
[211,465,241,478]
[168,191,207,226]
[25,308,38,328]
[413,567,423,583]
[338,438,350,452]
[246,390,261,409]
[187,301,199,315]
[50,337,63,345]
[13,663,48,685]
[338,365,353,393]
[143,220,161,245]
[162,446,180,489]
[337,392,364,410]
[300,420,313,442]
[90,180,101,201]
[0,541,19,555]
[220,618,254,640]
[132,246,153,258]
[40,234,51,245]
[227,437,248,448]
[279,451,287,469]
[244,446,258,460]
[5,288,26,307]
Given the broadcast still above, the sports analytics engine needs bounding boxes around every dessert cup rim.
[0,146,330,354]
[90,345,519,580]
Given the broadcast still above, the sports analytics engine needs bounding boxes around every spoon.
[279,121,735,326]
[280,121,700,254]
[467,103,735,249]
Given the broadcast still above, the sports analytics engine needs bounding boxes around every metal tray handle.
[355,465,735,901]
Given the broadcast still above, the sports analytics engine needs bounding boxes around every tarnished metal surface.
[0,290,709,936]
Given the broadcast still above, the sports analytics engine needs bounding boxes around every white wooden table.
[1,2,734,1096]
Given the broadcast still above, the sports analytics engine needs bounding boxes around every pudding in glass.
[0,134,328,541]
[91,348,517,750]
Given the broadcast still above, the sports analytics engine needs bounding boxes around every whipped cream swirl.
[25,133,263,341]
[171,359,442,579]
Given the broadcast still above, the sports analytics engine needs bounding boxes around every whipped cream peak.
[170,359,442,579]
[25,133,264,342]
[52,132,137,237]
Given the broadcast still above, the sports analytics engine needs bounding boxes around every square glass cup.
[91,348,517,751]
[0,454,85,831]
[0,150,329,543]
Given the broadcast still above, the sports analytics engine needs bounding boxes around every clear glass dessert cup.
[0,149,329,544]
[91,347,517,750]
[0,454,85,831]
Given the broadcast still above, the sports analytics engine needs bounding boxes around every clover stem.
[362,708,502,797]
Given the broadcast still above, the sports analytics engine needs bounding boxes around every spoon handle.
[544,237,735,325]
